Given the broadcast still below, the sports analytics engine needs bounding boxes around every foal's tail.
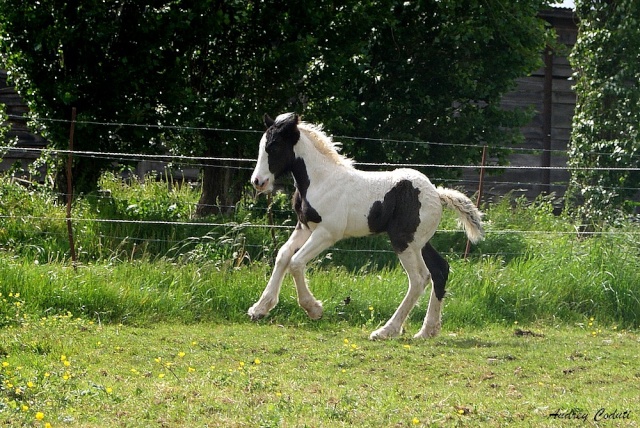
[437,187,484,243]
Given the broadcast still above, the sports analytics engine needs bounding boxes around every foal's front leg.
[248,225,311,320]
[288,228,335,320]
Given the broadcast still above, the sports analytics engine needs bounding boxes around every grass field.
[1,257,639,427]
[1,316,638,427]
[1,173,640,426]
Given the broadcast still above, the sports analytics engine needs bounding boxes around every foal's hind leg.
[414,287,442,339]
[248,225,311,320]
[414,243,449,339]
[370,246,430,340]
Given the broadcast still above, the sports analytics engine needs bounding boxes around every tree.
[1,0,552,212]
[567,0,640,227]
[301,0,552,179]
[0,1,192,193]
[170,0,553,212]
[155,1,371,216]
[0,0,368,213]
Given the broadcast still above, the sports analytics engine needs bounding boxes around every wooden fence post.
[66,107,77,269]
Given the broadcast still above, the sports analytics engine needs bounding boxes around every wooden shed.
[0,70,47,172]
[460,7,578,204]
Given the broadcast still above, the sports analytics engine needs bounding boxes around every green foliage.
[567,0,640,226]
[0,103,9,146]
[96,171,197,221]
[310,0,553,177]
[2,222,640,328]
[445,230,640,328]
[0,172,193,262]
[0,176,68,261]
[0,1,196,190]
[0,0,552,196]
[0,172,290,264]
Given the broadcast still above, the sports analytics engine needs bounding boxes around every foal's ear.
[264,114,275,128]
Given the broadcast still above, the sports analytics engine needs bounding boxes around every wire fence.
[1,210,638,268]
[4,144,640,172]
[5,113,640,162]
[2,115,640,264]
[3,214,639,237]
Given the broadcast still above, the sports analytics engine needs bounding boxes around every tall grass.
[1,173,639,329]
[0,172,274,263]
[444,230,640,328]
[2,232,638,330]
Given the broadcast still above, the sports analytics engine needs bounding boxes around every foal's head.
[251,113,300,193]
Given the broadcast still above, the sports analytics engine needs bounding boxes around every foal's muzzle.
[252,176,272,193]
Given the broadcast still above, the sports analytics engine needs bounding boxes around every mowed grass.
[1,316,638,427]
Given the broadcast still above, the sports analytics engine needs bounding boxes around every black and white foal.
[250,113,483,340]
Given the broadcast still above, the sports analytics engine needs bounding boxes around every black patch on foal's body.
[367,180,421,253]
[367,180,450,299]
[292,158,322,225]
[421,242,450,300]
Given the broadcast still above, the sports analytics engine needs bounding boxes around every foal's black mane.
[266,112,353,168]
